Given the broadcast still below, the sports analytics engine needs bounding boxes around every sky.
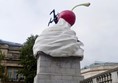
[0,0,118,67]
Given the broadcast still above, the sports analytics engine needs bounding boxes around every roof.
[82,61,118,69]
[0,39,22,47]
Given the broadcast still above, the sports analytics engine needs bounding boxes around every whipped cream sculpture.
[33,3,90,58]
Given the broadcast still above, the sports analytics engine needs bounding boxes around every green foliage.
[19,35,38,83]
[0,50,4,79]
[0,50,8,82]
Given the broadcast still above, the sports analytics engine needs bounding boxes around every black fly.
[48,9,58,26]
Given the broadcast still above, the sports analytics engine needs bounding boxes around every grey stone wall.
[34,52,83,83]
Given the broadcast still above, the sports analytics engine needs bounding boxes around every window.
[117,72,118,78]
[7,68,24,81]
[8,68,12,80]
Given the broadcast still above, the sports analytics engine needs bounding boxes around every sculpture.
[33,10,84,58]
[33,3,90,83]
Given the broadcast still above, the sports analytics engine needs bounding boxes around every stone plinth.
[34,52,84,83]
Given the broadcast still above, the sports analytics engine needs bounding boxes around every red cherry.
[58,10,76,26]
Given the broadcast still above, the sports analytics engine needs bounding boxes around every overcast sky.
[0,0,118,67]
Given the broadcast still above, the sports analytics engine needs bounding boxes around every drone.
[48,9,58,26]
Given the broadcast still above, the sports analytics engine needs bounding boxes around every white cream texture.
[33,18,84,57]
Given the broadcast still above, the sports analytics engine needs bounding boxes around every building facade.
[81,62,118,79]
[80,67,118,83]
[0,39,24,82]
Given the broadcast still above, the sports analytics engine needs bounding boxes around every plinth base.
[34,52,84,83]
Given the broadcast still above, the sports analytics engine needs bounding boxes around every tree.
[19,35,38,83]
[0,50,4,80]
[0,50,8,82]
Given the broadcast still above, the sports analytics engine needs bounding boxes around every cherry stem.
[72,2,90,11]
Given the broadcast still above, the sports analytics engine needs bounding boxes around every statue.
[33,3,90,83]
[33,10,84,58]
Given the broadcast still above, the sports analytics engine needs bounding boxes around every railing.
[80,73,112,83]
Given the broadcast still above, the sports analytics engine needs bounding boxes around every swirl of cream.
[33,18,84,58]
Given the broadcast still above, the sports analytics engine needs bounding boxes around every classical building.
[80,67,118,83]
[81,62,118,79]
[0,39,24,82]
